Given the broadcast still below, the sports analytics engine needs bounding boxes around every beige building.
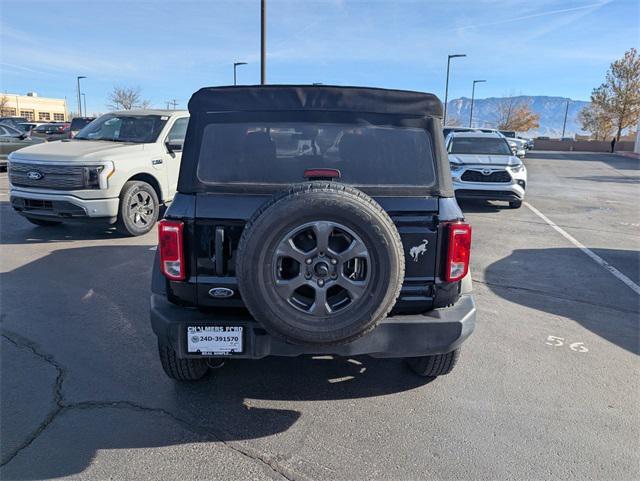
[0,92,68,122]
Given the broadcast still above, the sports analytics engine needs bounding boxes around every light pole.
[233,62,247,85]
[443,54,466,126]
[469,79,486,128]
[76,76,86,117]
[261,0,266,84]
[82,93,87,117]
[561,99,570,138]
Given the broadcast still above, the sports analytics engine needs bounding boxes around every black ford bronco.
[150,85,475,381]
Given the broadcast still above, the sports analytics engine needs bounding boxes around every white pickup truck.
[8,109,189,236]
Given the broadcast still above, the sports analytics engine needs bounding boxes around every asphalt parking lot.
[1,151,638,480]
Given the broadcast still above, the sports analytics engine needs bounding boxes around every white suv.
[446,131,527,208]
[8,110,189,235]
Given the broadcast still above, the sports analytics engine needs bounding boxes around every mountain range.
[445,96,590,137]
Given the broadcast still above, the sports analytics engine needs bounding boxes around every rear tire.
[116,181,159,236]
[25,216,62,227]
[405,349,460,378]
[509,200,522,209]
[158,342,209,381]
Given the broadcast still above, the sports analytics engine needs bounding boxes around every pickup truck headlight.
[83,166,104,189]
[83,162,115,189]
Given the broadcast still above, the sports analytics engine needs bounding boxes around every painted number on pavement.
[545,336,589,353]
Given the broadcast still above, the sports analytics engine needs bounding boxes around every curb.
[615,151,640,159]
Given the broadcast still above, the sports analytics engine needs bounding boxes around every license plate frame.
[186,326,244,355]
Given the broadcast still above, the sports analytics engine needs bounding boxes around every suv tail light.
[158,220,185,281]
[445,222,472,282]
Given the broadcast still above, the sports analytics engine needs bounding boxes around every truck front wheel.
[405,349,460,378]
[116,181,159,236]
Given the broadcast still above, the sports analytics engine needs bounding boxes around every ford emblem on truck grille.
[208,287,235,298]
[26,170,44,180]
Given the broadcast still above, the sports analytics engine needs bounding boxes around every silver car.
[0,124,45,172]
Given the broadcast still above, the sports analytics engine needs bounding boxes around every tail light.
[158,220,185,280]
[304,168,341,180]
[445,222,472,282]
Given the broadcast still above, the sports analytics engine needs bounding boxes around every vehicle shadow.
[457,199,507,213]
[0,245,431,480]
[484,247,640,355]
[0,201,165,244]
[566,175,640,184]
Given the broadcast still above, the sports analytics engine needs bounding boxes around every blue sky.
[1,0,637,115]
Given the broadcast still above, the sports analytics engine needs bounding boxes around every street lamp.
[443,54,466,126]
[82,93,87,117]
[233,62,248,85]
[261,0,266,85]
[76,76,86,117]
[469,79,486,128]
[561,99,570,138]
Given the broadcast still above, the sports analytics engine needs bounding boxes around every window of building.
[20,110,34,121]
[38,112,51,121]
[1,108,17,116]
[53,113,65,121]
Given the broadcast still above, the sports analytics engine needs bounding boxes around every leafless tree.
[0,95,10,116]
[108,86,151,111]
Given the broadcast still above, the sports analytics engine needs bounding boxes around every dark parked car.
[0,117,29,132]
[68,117,95,138]
[150,85,476,382]
[31,122,70,141]
[0,124,45,171]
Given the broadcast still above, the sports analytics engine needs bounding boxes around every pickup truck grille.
[9,162,86,190]
[461,169,511,183]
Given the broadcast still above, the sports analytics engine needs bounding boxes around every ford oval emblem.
[26,170,44,180]
[208,287,235,299]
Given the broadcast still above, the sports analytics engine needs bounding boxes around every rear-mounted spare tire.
[236,182,405,346]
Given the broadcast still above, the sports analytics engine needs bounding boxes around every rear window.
[70,118,93,130]
[449,137,512,155]
[197,122,436,187]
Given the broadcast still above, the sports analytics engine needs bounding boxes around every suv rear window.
[197,122,436,187]
[70,118,93,130]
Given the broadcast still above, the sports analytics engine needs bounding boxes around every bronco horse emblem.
[409,239,429,262]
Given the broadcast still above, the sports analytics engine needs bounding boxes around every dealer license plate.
[187,326,243,355]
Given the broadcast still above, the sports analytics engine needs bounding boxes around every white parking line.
[524,201,640,296]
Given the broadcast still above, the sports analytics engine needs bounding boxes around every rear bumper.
[150,293,476,359]
[10,189,119,222]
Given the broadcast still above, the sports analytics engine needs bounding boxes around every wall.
[532,139,634,152]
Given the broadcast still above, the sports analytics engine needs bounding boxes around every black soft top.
[188,85,443,118]
[180,85,453,197]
